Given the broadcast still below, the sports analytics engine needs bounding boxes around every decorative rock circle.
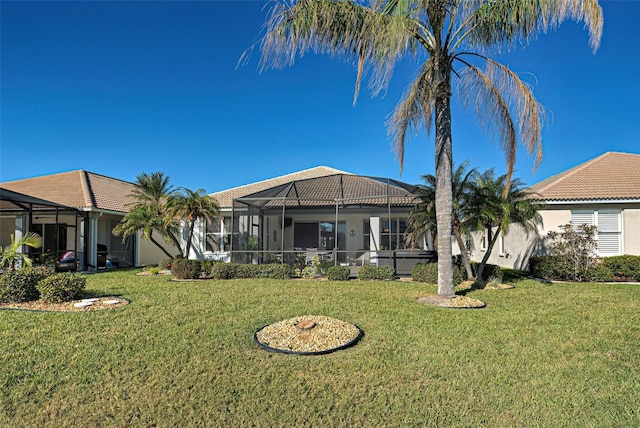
[255,315,363,355]
[104,300,121,305]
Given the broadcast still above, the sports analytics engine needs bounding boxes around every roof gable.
[529,152,640,201]
[0,170,136,213]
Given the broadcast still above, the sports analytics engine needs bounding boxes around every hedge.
[601,255,640,281]
[0,266,55,303]
[411,262,467,285]
[357,265,396,281]
[171,259,202,280]
[210,263,291,280]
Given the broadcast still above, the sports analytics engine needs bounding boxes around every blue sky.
[1,1,638,194]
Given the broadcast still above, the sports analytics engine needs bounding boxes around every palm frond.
[386,59,436,172]
[456,56,545,189]
[464,0,603,52]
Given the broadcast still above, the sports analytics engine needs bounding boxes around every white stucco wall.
[470,204,640,271]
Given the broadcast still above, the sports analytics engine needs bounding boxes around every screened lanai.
[0,188,81,268]
[212,173,434,269]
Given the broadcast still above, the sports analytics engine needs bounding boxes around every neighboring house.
[0,170,172,270]
[468,152,640,270]
[193,166,434,273]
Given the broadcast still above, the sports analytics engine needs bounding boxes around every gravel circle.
[416,295,486,309]
[255,315,363,355]
[0,297,129,312]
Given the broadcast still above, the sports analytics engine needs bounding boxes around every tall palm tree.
[0,232,42,270]
[171,188,220,259]
[255,0,602,298]
[115,171,183,257]
[407,161,478,279]
[471,170,544,283]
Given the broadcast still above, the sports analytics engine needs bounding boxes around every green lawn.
[1,270,638,427]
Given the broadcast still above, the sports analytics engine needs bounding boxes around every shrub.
[584,264,615,282]
[171,259,202,280]
[0,266,54,303]
[412,263,437,284]
[200,259,222,275]
[357,265,396,281]
[295,266,316,279]
[36,273,85,303]
[158,258,173,270]
[529,255,565,280]
[257,264,291,280]
[357,265,379,281]
[601,255,640,281]
[327,266,350,281]
[412,262,466,285]
[479,264,503,283]
[210,262,236,280]
[546,223,599,281]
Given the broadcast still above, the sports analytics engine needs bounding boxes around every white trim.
[542,198,640,205]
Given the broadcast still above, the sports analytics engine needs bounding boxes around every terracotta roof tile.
[0,170,136,213]
[529,152,640,201]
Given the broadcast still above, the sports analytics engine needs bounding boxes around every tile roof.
[0,170,136,213]
[211,166,351,208]
[212,166,418,209]
[529,152,640,201]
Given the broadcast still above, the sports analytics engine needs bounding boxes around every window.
[380,218,408,250]
[480,229,487,251]
[362,219,370,250]
[205,218,231,252]
[571,210,621,256]
[498,233,505,256]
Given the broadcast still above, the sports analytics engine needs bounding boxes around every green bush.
[36,273,86,303]
[200,259,222,275]
[0,266,54,303]
[209,263,291,280]
[210,262,236,280]
[357,265,396,281]
[529,255,565,280]
[158,258,173,270]
[327,266,350,281]
[357,265,379,281]
[171,259,202,280]
[479,264,503,283]
[257,264,291,280]
[412,263,438,284]
[412,262,467,285]
[584,264,615,282]
[601,255,640,281]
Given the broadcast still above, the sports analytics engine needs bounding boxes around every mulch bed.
[0,297,129,312]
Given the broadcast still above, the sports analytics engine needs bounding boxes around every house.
[468,152,640,270]
[191,166,435,274]
[0,170,172,270]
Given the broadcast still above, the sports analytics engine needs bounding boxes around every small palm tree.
[115,171,183,258]
[171,188,220,259]
[0,232,42,270]
[113,205,176,259]
[471,170,544,284]
[255,0,602,298]
[408,161,478,279]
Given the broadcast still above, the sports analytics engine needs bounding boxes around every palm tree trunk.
[148,231,175,259]
[185,221,196,259]
[434,83,455,298]
[453,228,474,280]
[476,227,501,285]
